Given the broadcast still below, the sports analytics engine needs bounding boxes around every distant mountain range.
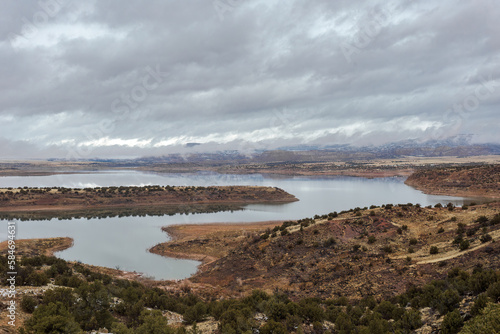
[125,139,500,165]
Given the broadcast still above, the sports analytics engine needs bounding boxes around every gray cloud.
[0,0,499,159]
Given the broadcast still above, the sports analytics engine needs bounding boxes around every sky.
[1,0,499,159]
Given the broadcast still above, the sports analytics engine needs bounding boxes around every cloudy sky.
[1,0,499,159]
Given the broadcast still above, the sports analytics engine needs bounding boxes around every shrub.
[438,227,445,233]
[480,234,493,243]
[441,310,463,334]
[460,303,500,334]
[260,320,287,334]
[409,238,418,245]
[453,235,464,245]
[487,281,500,301]
[183,302,207,324]
[456,223,466,234]
[466,228,477,237]
[430,246,439,255]
[21,302,81,334]
[470,293,489,316]
[399,309,422,331]
[437,289,461,315]
[476,216,488,224]
[491,214,500,225]
[21,295,38,313]
[459,239,470,251]
[381,245,393,253]
[368,236,377,244]
[323,237,336,247]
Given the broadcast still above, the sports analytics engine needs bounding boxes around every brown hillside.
[405,164,500,198]
[155,202,500,300]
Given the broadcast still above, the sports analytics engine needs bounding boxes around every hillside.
[155,202,500,302]
[405,164,500,198]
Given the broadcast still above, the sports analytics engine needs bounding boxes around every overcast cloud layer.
[1,0,499,159]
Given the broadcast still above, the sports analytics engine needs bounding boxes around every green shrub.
[459,240,470,251]
[486,282,500,301]
[430,246,439,254]
[21,302,81,334]
[20,295,38,313]
[399,309,422,331]
[470,293,489,316]
[460,303,500,334]
[183,302,207,324]
[437,289,461,315]
[441,310,463,334]
[260,320,287,334]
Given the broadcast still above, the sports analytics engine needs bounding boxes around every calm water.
[0,171,480,280]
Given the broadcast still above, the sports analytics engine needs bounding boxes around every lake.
[0,171,481,280]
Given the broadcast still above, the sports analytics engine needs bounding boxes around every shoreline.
[0,237,74,257]
[149,221,285,269]
[404,179,500,199]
